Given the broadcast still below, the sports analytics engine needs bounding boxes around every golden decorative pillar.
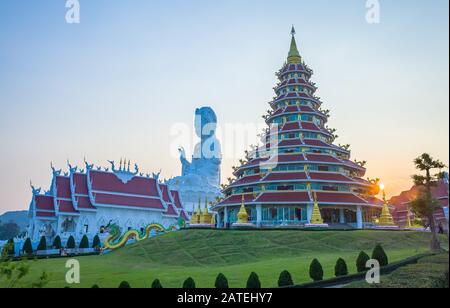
[378,188,397,226]
[200,198,212,225]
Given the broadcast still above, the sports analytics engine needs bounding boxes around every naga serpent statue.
[101,221,179,251]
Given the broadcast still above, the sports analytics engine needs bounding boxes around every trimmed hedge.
[215,273,229,289]
[183,277,196,289]
[356,251,370,272]
[37,236,47,251]
[246,272,261,289]
[22,238,33,255]
[334,258,348,277]
[151,279,163,288]
[278,270,294,287]
[53,236,62,250]
[118,281,131,288]
[372,244,389,267]
[309,259,324,282]
[66,236,76,249]
[79,235,89,249]
[92,235,101,249]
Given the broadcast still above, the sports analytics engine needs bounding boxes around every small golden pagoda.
[200,198,212,225]
[310,192,324,225]
[189,198,202,225]
[377,186,397,227]
[236,195,249,224]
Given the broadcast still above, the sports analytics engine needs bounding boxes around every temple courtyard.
[1,230,447,288]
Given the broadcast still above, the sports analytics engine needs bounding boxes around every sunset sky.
[0,0,448,214]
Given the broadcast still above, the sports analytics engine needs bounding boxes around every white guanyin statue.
[167,107,222,209]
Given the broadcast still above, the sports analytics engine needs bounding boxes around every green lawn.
[1,230,447,288]
[347,253,449,288]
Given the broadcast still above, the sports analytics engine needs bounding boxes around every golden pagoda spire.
[310,192,324,225]
[236,194,249,224]
[200,197,212,224]
[287,25,302,64]
[189,202,198,225]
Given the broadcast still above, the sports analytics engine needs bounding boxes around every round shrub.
[334,258,349,277]
[79,235,89,249]
[6,239,15,256]
[92,235,101,249]
[372,244,388,267]
[66,236,76,249]
[22,238,33,255]
[215,273,229,289]
[356,251,370,272]
[278,270,294,287]
[37,236,47,251]
[183,277,196,289]
[53,236,62,249]
[151,279,163,288]
[91,284,100,288]
[118,281,131,288]
[309,259,324,282]
[246,272,261,289]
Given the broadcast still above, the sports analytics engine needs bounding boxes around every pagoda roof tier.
[58,200,79,214]
[269,105,328,120]
[55,176,79,215]
[275,78,317,91]
[270,93,321,108]
[34,195,57,219]
[315,192,378,206]
[163,203,179,217]
[218,193,256,206]
[277,63,313,78]
[170,190,184,209]
[255,192,311,204]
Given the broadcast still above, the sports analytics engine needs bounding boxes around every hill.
[0,210,28,231]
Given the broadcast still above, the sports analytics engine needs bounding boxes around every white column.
[339,208,346,224]
[216,212,222,229]
[224,207,229,229]
[256,204,262,228]
[307,204,314,223]
[356,206,363,229]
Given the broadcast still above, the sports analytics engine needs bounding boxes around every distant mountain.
[0,211,29,231]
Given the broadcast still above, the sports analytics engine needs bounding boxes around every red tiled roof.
[303,140,330,147]
[180,210,189,221]
[301,122,320,131]
[285,106,299,113]
[76,196,96,210]
[73,173,89,195]
[36,211,56,218]
[159,184,172,203]
[263,172,308,181]
[90,171,159,197]
[163,203,178,216]
[171,190,184,209]
[316,192,367,204]
[35,195,55,211]
[272,154,306,163]
[282,122,300,131]
[298,106,315,113]
[309,172,353,182]
[278,139,304,147]
[93,193,164,210]
[56,176,71,199]
[218,194,255,205]
[255,192,311,203]
[58,200,78,214]
[305,154,341,163]
[231,175,262,186]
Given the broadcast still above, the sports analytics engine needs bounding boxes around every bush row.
[21,235,102,254]
[91,244,389,288]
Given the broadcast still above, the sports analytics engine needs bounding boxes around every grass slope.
[3,230,447,288]
[348,253,449,288]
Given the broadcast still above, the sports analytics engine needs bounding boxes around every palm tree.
[411,153,446,252]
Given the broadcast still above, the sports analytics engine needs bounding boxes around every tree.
[53,236,62,249]
[246,272,261,289]
[66,236,75,249]
[37,236,47,251]
[31,271,49,288]
[0,258,30,288]
[79,235,89,249]
[22,238,33,255]
[118,281,131,288]
[372,244,388,267]
[356,251,370,273]
[151,279,163,288]
[309,259,324,282]
[334,258,349,277]
[92,235,101,249]
[411,153,447,251]
[278,270,294,287]
[182,277,196,289]
[215,273,229,289]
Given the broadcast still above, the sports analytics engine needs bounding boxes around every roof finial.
[287,25,302,64]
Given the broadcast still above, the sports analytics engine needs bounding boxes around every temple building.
[391,173,449,231]
[213,28,383,229]
[27,159,189,245]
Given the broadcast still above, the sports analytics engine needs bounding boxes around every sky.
[0,0,448,214]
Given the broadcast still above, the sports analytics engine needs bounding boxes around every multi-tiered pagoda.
[213,28,382,229]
